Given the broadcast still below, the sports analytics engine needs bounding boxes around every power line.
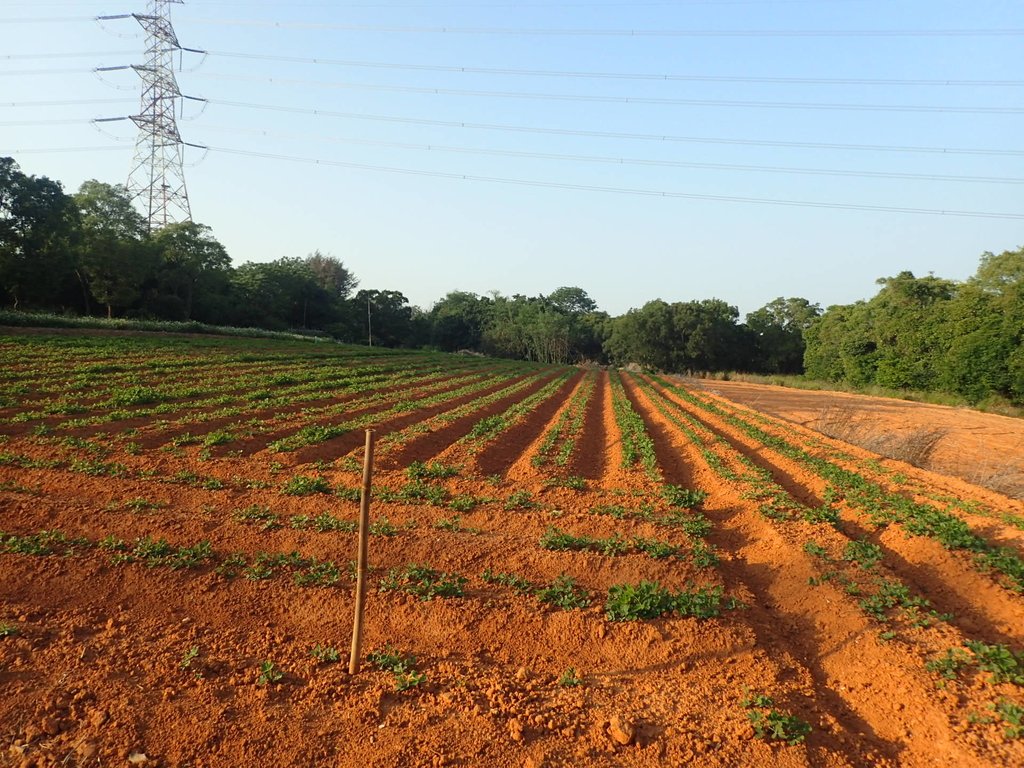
[193,72,1024,114]
[194,123,1024,185]
[2,98,133,107]
[7,145,124,153]
[204,50,1024,88]
[199,144,1024,220]
[0,51,134,60]
[187,19,1024,37]
[207,98,1024,157]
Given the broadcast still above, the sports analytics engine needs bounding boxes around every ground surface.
[2,331,1024,768]
[691,379,1024,499]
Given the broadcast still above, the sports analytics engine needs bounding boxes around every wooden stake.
[348,428,375,675]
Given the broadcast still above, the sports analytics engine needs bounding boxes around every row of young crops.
[1,331,1023,767]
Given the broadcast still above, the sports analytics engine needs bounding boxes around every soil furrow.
[380,371,564,470]
[624,373,1006,768]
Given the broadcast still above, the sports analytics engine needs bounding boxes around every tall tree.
[746,297,822,374]
[0,158,78,310]
[150,221,231,320]
[73,180,153,318]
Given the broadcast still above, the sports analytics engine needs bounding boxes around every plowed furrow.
[626,374,1005,768]
[380,372,563,470]
[475,372,584,477]
[647,376,1024,650]
[569,371,608,480]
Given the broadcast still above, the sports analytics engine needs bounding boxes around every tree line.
[2,157,1021,404]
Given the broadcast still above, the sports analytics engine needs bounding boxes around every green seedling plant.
[0,623,19,638]
[965,641,1024,685]
[605,580,734,621]
[310,644,341,664]
[233,505,281,530]
[535,574,591,610]
[379,564,467,600]
[256,660,284,686]
[280,475,333,496]
[844,539,884,570]
[662,484,708,509]
[368,644,426,691]
[180,645,200,670]
[480,568,534,595]
[741,690,812,746]
[558,667,583,687]
[994,699,1024,739]
[926,648,971,681]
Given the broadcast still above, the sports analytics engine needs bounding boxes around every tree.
[150,221,231,320]
[73,180,153,318]
[0,157,78,310]
[429,291,492,351]
[359,289,414,347]
[305,250,358,300]
[746,297,821,374]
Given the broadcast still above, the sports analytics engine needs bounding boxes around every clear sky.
[2,0,1022,317]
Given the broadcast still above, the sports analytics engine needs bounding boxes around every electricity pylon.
[124,0,192,230]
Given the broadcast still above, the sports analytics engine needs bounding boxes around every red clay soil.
[4,340,1024,768]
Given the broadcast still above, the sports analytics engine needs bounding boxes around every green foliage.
[558,667,583,687]
[233,504,281,530]
[662,484,708,509]
[843,539,884,570]
[535,574,591,610]
[379,564,467,600]
[310,644,341,664]
[605,581,731,621]
[180,646,200,670]
[926,648,970,680]
[406,460,458,480]
[995,699,1024,739]
[747,709,812,746]
[480,568,534,594]
[965,641,1024,685]
[280,475,332,496]
[256,660,284,686]
[0,623,19,638]
[368,645,427,691]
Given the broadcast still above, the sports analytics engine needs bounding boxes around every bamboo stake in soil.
[349,429,375,675]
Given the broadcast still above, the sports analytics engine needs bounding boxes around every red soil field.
[2,331,1023,768]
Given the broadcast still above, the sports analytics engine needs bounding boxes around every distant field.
[2,330,1023,767]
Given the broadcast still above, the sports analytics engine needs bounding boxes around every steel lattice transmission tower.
[125,0,192,230]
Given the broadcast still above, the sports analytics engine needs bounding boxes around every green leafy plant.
[406,460,459,480]
[379,564,467,600]
[367,644,426,691]
[256,660,284,686]
[294,560,342,587]
[180,645,200,670]
[926,648,970,680]
[844,539,884,570]
[965,641,1024,685]
[747,709,812,746]
[605,581,732,621]
[233,504,281,530]
[310,644,340,664]
[480,568,534,595]
[535,574,591,610]
[280,475,332,496]
[504,490,535,510]
[994,699,1024,739]
[662,484,708,509]
[0,623,19,638]
[558,667,582,687]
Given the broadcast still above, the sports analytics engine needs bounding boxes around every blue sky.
[2,0,1022,317]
